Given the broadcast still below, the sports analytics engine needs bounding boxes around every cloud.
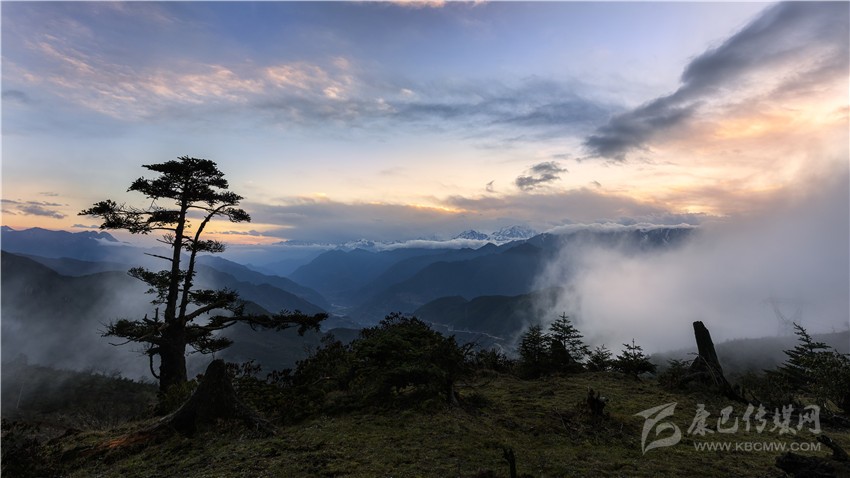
[385,0,447,8]
[216,230,265,237]
[388,78,613,140]
[445,189,662,223]
[18,204,66,219]
[2,89,33,104]
[515,161,567,191]
[239,188,709,244]
[384,0,488,10]
[485,180,495,193]
[584,98,696,160]
[534,161,849,353]
[6,22,615,143]
[246,197,477,243]
[2,199,67,219]
[584,2,850,160]
[72,224,100,229]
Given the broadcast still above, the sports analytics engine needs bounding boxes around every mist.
[535,163,850,354]
[1,277,154,380]
[1,257,220,382]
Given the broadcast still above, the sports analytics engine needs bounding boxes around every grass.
[39,370,849,478]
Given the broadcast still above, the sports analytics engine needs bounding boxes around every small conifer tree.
[614,339,656,378]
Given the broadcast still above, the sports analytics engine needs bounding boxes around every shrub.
[657,358,692,390]
[350,313,472,406]
[471,347,515,373]
[1,420,59,478]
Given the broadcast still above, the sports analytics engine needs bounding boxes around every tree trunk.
[158,359,275,437]
[446,380,460,406]
[158,331,188,394]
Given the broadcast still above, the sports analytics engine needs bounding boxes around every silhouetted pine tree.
[517,324,551,378]
[586,345,614,372]
[548,313,589,368]
[614,339,656,379]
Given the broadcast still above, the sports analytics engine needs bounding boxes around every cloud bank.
[243,188,708,244]
[535,160,850,353]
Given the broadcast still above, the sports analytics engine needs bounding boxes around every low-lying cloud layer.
[535,161,850,353]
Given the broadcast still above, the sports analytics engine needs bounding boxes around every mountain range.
[1,224,697,377]
[0,251,357,377]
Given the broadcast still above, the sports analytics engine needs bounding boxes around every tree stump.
[74,360,275,463]
[686,321,745,403]
[157,359,276,437]
[586,387,608,418]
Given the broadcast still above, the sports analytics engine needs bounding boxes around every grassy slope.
[52,372,849,478]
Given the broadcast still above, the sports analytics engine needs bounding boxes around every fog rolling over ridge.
[535,165,850,353]
[0,253,158,379]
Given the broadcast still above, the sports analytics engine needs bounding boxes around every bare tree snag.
[690,321,724,376]
[157,359,276,437]
[687,321,746,403]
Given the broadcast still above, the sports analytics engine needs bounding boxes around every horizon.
[3,2,847,246]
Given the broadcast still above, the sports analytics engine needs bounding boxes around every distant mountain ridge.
[414,287,565,345]
[352,241,549,323]
[2,224,699,371]
[291,225,696,324]
[195,255,331,311]
[1,227,333,312]
[1,226,135,261]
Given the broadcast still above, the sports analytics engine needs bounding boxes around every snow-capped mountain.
[452,226,537,243]
[453,230,490,241]
[275,226,537,252]
[490,225,537,242]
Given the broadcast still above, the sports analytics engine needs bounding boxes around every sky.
[1,1,848,245]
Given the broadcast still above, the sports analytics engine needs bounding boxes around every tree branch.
[144,252,174,262]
